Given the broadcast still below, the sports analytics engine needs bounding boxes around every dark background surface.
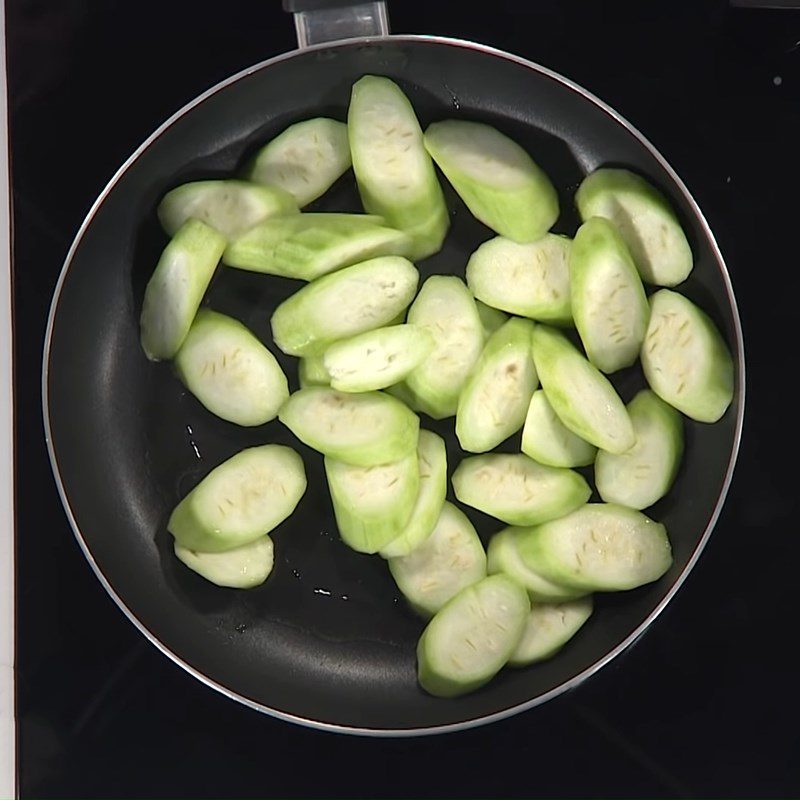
[6,0,800,797]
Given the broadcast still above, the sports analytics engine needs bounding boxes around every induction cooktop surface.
[8,1,800,796]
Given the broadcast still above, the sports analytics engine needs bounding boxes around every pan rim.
[41,33,746,737]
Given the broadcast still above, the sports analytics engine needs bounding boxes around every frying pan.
[42,0,745,735]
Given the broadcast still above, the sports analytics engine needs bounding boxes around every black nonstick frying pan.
[43,0,745,735]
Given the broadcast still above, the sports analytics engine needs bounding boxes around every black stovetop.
[8,1,800,796]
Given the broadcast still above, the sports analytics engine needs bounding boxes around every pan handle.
[282,0,390,48]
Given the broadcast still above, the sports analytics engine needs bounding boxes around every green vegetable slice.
[570,216,649,373]
[416,574,529,697]
[348,75,449,259]
[278,387,419,466]
[326,449,419,554]
[531,324,635,454]
[174,535,274,589]
[139,219,226,361]
[168,444,307,553]
[521,390,597,468]
[455,318,538,453]
[175,309,288,426]
[595,389,684,510]
[270,256,419,357]
[323,324,435,393]
[248,118,352,207]
[405,275,484,419]
[297,355,331,388]
[223,213,412,281]
[452,453,591,527]
[158,179,297,239]
[379,430,448,559]
[389,501,486,618]
[424,119,559,242]
[466,234,572,323]
[640,288,734,423]
[487,526,587,603]
[509,597,593,666]
[518,503,673,592]
[475,301,508,339]
[575,167,693,286]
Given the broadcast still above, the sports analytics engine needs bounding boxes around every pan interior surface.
[44,37,742,733]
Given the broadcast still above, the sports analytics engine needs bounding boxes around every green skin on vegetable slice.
[595,389,684,510]
[278,387,420,467]
[174,535,275,589]
[174,309,289,427]
[247,117,352,208]
[487,526,587,603]
[384,380,424,413]
[270,256,419,357]
[521,390,597,468]
[517,503,673,592]
[508,597,594,667]
[451,453,591,527]
[424,119,559,243]
[223,213,413,281]
[466,234,572,324]
[348,75,450,259]
[323,324,435,393]
[400,203,451,262]
[455,318,539,453]
[405,275,484,420]
[379,430,448,559]
[575,167,693,287]
[389,501,487,618]
[475,301,508,339]
[531,324,635,454]
[157,179,298,240]
[640,289,734,423]
[569,216,650,373]
[139,218,226,362]
[168,445,307,553]
[325,449,420,554]
[297,355,331,388]
[416,574,530,698]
